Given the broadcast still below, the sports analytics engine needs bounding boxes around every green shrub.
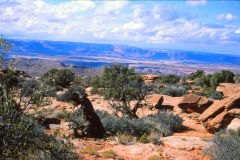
[149,134,162,145]
[44,88,57,97]
[148,155,162,160]
[198,74,212,88]
[80,146,99,156]
[41,68,58,85]
[89,76,101,88]
[68,108,85,137]
[149,111,183,131]
[42,69,74,88]
[102,149,117,158]
[139,133,149,143]
[54,110,67,119]
[187,70,204,80]
[160,74,180,84]
[56,86,85,103]
[90,87,99,94]
[73,75,83,86]
[22,79,39,97]
[205,129,240,160]
[55,69,75,88]
[161,86,187,97]
[93,64,153,119]
[233,75,240,83]
[0,100,78,159]
[118,134,133,145]
[209,92,223,100]
[82,76,92,87]
[96,110,183,138]
[0,37,78,159]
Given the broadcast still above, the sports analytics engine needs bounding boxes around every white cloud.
[123,22,145,31]
[235,29,240,34]
[96,1,129,16]
[0,0,239,49]
[186,0,207,6]
[226,13,237,20]
[216,13,238,21]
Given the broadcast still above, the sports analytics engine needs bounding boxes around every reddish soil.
[45,88,213,160]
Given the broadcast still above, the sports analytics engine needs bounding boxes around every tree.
[0,37,78,159]
[198,74,212,88]
[187,70,205,80]
[42,69,75,88]
[219,70,234,83]
[210,70,234,88]
[57,86,106,138]
[94,64,154,119]
[160,74,180,84]
[55,69,75,87]
[0,35,13,64]
[41,68,58,85]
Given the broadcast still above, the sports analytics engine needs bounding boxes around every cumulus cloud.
[235,29,240,34]
[123,22,145,31]
[216,13,238,21]
[96,1,129,16]
[186,0,207,6]
[0,0,96,36]
[0,0,239,50]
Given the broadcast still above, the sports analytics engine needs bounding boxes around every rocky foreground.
[40,83,240,160]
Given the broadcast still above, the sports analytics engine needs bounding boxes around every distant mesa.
[8,39,240,66]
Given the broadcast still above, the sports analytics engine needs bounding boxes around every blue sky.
[0,0,240,55]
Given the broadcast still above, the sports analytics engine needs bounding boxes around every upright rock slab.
[150,94,164,108]
[199,92,240,133]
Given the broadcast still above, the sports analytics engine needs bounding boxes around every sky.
[0,0,240,55]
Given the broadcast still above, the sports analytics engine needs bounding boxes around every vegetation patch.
[205,129,240,160]
[80,146,99,156]
[148,155,163,160]
[96,110,183,139]
[102,149,117,158]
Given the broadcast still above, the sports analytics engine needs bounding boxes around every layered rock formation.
[141,75,160,83]
[199,93,240,133]
[216,83,240,97]
[178,94,213,113]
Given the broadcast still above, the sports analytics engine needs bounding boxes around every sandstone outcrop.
[216,83,240,97]
[199,93,240,133]
[178,94,213,113]
[227,118,240,132]
[141,74,160,83]
[150,94,164,108]
[161,136,210,150]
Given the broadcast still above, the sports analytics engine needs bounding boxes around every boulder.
[150,94,164,108]
[144,80,154,83]
[199,93,240,133]
[216,83,240,97]
[228,109,240,116]
[227,118,240,132]
[178,94,212,113]
[141,75,160,83]
[141,74,160,81]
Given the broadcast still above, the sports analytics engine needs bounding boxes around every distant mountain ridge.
[8,39,240,66]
